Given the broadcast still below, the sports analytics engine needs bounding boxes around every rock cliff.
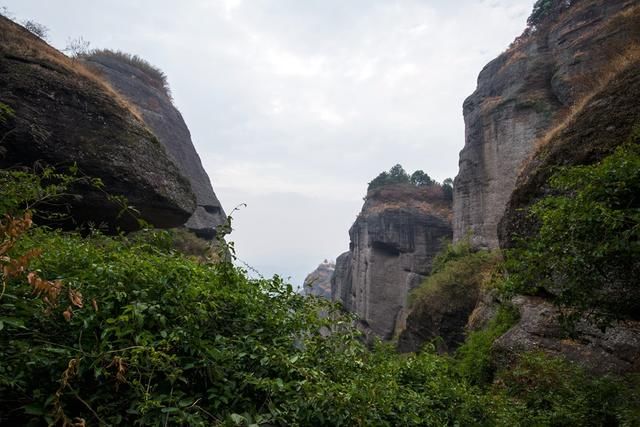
[302,260,335,299]
[331,184,452,340]
[83,51,226,239]
[0,16,196,230]
[453,0,639,248]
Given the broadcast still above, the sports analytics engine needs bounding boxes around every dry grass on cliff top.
[365,183,452,220]
[0,15,145,123]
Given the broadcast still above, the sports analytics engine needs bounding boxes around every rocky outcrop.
[331,184,452,340]
[0,16,196,230]
[454,0,640,248]
[499,55,640,248]
[303,260,335,299]
[493,296,640,375]
[83,51,226,239]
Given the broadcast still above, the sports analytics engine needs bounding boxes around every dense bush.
[455,305,518,386]
[1,169,638,426]
[493,352,640,426]
[410,240,500,307]
[505,142,640,326]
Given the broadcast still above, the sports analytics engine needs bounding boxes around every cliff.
[331,184,452,340]
[0,16,196,230]
[453,0,639,248]
[82,51,226,239]
[303,260,335,299]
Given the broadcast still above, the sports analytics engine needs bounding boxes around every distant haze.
[3,0,533,286]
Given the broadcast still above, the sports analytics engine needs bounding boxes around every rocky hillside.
[331,184,452,340]
[453,0,640,248]
[82,51,226,239]
[302,260,335,299]
[0,16,196,231]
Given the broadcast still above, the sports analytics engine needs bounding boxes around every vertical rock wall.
[331,185,452,340]
[84,52,226,239]
[453,0,636,248]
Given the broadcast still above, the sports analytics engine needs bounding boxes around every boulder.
[0,16,195,230]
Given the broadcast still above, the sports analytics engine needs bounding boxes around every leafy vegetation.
[367,164,453,199]
[505,142,640,326]
[527,0,573,28]
[411,240,500,307]
[493,352,640,426]
[1,169,638,425]
[455,305,518,386]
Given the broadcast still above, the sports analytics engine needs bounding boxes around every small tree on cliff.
[410,170,433,186]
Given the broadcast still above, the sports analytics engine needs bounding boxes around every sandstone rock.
[331,184,452,340]
[83,51,226,239]
[454,0,639,248]
[303,260,335,299]
[493,296,640,375]
[0,16,196,230]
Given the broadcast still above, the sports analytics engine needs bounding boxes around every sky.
[3,0,533,287]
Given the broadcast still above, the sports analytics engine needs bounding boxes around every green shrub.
[505,143,640,326]
[412,240,500,307]
[455,305,519,386]
[493,352,640,426]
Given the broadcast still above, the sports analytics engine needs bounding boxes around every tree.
[22,20,49,41]
[442,178,453,200]
[64,36,91,58]
[410,170,433,187]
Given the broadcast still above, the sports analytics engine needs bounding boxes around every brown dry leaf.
[63,307,73,321]
[68,288,83,308]
[91,298,98,312]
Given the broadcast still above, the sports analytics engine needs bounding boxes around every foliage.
[367,164,452,201]
[455,305,518,386]
[411,243,499,308]
[409,170,433,187]
[527,0,573,28]
[1,170,638,426]
[367,164,410,190]
[505,143,640,326]
[0,102,14,125]
[21,20,49,41]
[493,352,640,426]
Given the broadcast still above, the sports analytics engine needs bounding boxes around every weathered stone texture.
[331,185,452,340]
[454,0,638,248]
[83,52,226,239]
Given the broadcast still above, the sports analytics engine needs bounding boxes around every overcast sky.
[4,0,533,287]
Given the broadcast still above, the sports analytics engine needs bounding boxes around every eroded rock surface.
[303,260,335,299]
[331,185,452,340]
[0,16,195,230]
[454,0,639,248]
[493,296,640,375]
[83,51,226,239]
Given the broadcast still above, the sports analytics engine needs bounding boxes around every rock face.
[499,55,640,248]
[83,51,226,239]
[0,16,196,230]
[303,260,335,299]
[331,184,452,340]
[453,0,639,248]
[493,296,640,375]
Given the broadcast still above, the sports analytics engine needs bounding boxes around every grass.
[83,49,172,100]
[0,16,145,123]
